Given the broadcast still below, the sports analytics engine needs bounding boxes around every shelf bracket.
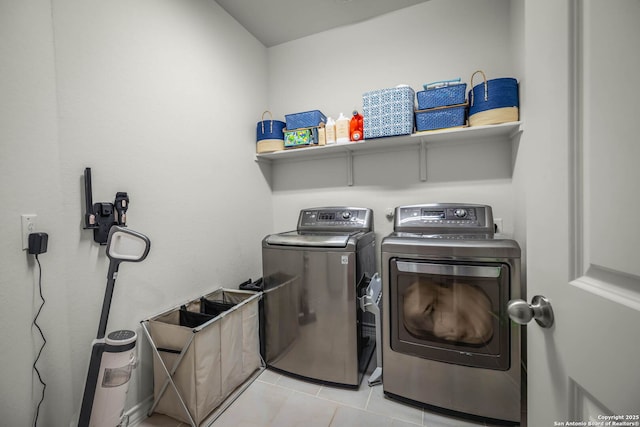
[419,140,427,182]
[508,123,523,139]
[347,150,354,186]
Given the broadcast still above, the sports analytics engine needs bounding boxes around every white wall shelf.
[256,121,523,186]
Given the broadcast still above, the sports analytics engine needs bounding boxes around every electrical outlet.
[494,218,503,234]
[21,214,37,250]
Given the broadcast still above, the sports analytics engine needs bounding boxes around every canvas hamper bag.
[256,110,285,154]
[144,289,261,426]
[147,308,221,425]
[468,70,519,126]
[200,289,261,389]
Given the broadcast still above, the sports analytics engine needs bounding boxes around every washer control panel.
[394,204,493,234]
[298,207,373,232]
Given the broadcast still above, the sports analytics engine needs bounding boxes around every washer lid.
[265,231,359,248]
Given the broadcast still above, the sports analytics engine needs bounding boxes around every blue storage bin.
[416,83,466,110]
[468,71,519,126]
[285,110,327,130]
[363,86,415,139]
[415,103,467,132]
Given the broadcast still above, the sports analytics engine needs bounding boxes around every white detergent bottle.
[336,112,350,144]
[325,117,337,145]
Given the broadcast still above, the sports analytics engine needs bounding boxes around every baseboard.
[124,395,153,426]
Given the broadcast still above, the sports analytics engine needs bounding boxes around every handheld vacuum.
[78,226,151,427]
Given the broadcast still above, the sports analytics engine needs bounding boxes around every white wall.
[0,0,270,425]
[267,0,520,265]
[0,0,68,423]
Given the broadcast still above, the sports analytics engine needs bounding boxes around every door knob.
[507,295,554,328]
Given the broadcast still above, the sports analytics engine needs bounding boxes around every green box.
[284,127,318,148]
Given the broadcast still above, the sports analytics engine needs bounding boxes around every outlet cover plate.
[21,214,37,250]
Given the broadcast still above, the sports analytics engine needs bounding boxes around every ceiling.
[215,0,430,47]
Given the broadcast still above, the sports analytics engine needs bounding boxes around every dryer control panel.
[394,203,493,234]
[298,207,373,232]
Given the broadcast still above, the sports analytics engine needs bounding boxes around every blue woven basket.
[468,71,518,115]
[285,110,327,130]
[416,83,466,110]
[415,103,467,132]
[256,111,285,142]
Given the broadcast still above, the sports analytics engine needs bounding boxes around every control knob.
[454,209,467,218]
[342,211,351,220]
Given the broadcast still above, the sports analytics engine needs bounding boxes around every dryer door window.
[389,259,511,370]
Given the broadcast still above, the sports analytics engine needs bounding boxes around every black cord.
[33,254,46,427]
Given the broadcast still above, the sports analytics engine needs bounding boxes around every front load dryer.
[382,203,522,423]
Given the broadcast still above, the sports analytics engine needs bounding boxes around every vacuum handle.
[96,260,120,340]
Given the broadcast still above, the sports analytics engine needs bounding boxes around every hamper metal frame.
[140,288,263,426]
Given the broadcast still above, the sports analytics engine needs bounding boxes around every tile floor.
[136,364,518,427]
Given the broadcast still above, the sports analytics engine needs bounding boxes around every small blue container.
[416,83,466,110]
[415,104,467,131]
[468,72,519,116]
[285,110,327,130]
[256,111,285,142]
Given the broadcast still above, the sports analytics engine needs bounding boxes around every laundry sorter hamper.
[141,288,262,426]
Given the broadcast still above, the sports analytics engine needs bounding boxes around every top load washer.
[381,204,522,423]
[262,207,376,388]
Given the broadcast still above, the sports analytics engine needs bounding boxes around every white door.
[522,1,640,426]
